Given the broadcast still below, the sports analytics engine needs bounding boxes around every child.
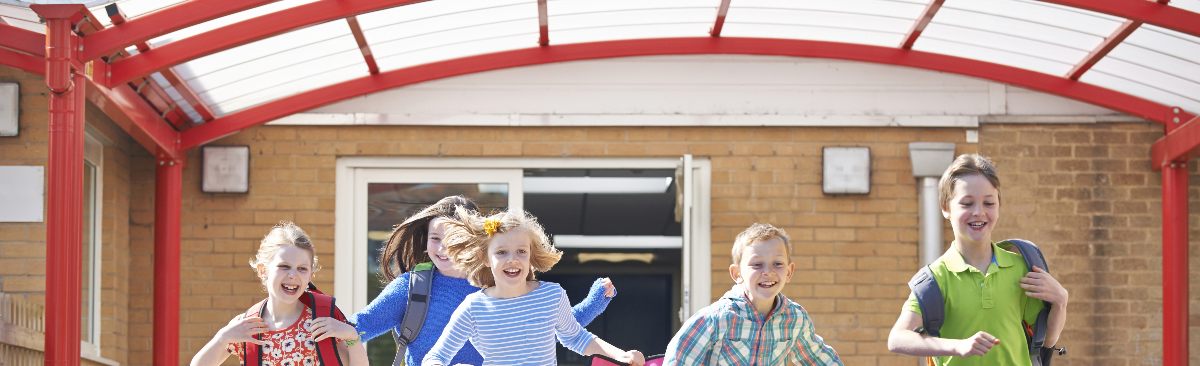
[422,208,644,366]
[190,222,367,366]
[352,196,617,365]
[886,154,1069,365]
[665,223,843,365]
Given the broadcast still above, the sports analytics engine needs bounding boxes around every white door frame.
[335,157,711,315]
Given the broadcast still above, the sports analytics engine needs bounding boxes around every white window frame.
[334,157,711,316]
[81,131,103,358]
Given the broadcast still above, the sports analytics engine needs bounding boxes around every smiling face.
[729,237,794,314]
[425,218,465,277]
[942,173,1000,247]
[259,245,314,305]
[485,228,533,291]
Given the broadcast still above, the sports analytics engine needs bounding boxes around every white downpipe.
[919,177,943,266]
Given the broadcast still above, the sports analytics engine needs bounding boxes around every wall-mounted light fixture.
[201,145,250,193]
[0,82,18,137]
[823,146,871,195]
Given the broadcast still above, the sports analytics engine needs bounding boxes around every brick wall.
[0,67,140,364]
[981,123,1200,366]
[127,123,1198,365]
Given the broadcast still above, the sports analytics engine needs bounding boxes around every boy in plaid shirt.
[665,223,842,365]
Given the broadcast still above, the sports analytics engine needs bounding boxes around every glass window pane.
[363,183,507,365]
[361,0,538,71]
[147,0,320,46]
[1171,0,1200,14]
[549,0,714,45]
[723,0,922,46]
[81,161,96,344]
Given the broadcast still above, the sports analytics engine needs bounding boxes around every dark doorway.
[540,249,680,365]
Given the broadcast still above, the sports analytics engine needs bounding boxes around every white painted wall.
[275,55,1135,126]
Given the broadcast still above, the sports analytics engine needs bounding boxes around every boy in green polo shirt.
[886,154,1069,365]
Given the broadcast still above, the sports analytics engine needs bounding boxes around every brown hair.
[248,221,319,279]
[441,207,562,288]
[938,154,1001,210]
[731,223,792,264]
[377,196,479,282]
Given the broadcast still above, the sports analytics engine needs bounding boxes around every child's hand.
[218,314,269,346]
[954,331,999,357]
[309,317,359,343]
[618,350,645,366]
[600,277,615,298]
[1020,266,1069,305]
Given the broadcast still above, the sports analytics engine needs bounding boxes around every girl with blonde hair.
[423,208,643,366]
[191,222,367,366]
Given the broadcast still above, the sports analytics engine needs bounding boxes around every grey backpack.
[908,239,1065,366]
[392,262,435,366]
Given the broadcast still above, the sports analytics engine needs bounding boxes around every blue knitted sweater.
[351,270,613,365]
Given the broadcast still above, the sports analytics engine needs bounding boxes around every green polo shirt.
[903,242,1044,366]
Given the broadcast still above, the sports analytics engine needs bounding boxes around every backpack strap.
[392,262,435,366]
[907,265,945,338]
[301,288,348,366]
[240,299,269,366]
[1000,239,1054,366]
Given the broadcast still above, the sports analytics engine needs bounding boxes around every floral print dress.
[228,307,321,366]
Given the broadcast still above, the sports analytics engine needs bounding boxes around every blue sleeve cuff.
[572,277,614,326]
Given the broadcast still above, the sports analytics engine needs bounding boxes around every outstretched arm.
[887,309,999,357]
[572,277,616,326]
[350,272,412,342]
[584,337,645,366]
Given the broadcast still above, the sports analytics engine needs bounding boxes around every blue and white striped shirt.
[422,282,596,366]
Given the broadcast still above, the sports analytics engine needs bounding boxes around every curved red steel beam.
[81,0,277,61]
[1037,0,1200,37]
[106,0,428,86]
[181,37,1187,149]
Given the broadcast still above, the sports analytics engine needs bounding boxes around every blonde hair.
[248,221,320,280]
[442,207,562,288]
[938,153,1001,210]
[731,223,792,264]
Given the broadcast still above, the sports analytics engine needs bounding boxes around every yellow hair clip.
[483,218,501,237]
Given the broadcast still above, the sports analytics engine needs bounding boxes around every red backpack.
[238,284,348,366]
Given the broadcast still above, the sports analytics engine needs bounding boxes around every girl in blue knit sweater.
[423,208,643,366]
[351,196,616,365]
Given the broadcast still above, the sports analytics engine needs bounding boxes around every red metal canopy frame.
[1,1,1196,365]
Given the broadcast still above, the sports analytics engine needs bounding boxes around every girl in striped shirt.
[422,208,645,366]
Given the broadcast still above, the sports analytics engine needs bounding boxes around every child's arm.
[663,307,717,366]
[349,272,413,342]
[421,300,475,366]
[584,337,645,366]
[886,309,999,357]
[791,305,844,366]
[310,317,368,366]
[1020,265,1069,347]
[189,314,268,366]
[571,277,616,326]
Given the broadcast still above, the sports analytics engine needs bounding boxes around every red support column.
[154,155,183,366]
[35,5,85,366]
[1161,160,1188,366]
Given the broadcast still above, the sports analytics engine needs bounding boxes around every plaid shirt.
[665,286,843,366]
